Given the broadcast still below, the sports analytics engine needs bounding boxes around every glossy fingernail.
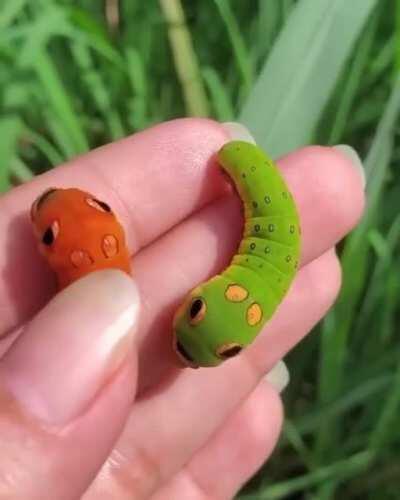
[1,270,140,425]
[222,121,257,144]
[333,145,366,190]
[265,360,290,394]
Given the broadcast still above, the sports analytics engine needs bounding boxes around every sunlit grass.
[1,1,399,498]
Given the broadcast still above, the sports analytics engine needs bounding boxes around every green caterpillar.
[173,140,301,368]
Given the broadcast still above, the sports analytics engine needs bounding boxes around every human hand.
[0,119,365,499]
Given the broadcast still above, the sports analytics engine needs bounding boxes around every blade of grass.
[380,262,400,343]
[158,0,210,117]
[283,420,315,469]
[23,126,64,166]
[0,116,22,192]
[202,66,235,121]
[43,109,78,160]
[355,214,400,336]
[30,48,89,156]
[368,361,400,450]
[212,0,253,96]
[126,46,149,130]
[239,451,375,500]
[364,36,395,87]
[68,6,125,70]
[11,157,34,183]
[255,0,280,61]
[70,41,125,140]
[0,0,27,29]
[314,74,400,493]
[328,14,378,143]
[396,0,400,72]
[289,374,392,439]
[239,0,378,158]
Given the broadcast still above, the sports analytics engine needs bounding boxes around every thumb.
[0,270,139,500]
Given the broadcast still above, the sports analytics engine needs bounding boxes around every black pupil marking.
[94,199,111,212]
[190,299,203,319]
[265,246,270,253]
[176,341,194,363]
[250,243,256,250]
[286,255,292,262]
[251,166,256,172]
[254,224,260,232]
[264,196,271,204]
[220,345,242,358]
[268,224,274,232]
[252,201,258,208]
[290,225,295,233]
[42,227,54,246]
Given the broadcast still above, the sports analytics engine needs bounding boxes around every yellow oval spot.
[225,284,248,302]
[216,342,243,359]
[102,234,119,258]
[246,302,263,326]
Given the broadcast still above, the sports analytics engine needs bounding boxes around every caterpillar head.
[172,277,257,368]
[31,187,131,289]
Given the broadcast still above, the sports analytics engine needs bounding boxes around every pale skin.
[0,119,365,499]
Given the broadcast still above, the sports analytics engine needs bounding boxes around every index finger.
[0,118,229,334]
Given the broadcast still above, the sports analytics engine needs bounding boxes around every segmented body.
[173,140,301,368]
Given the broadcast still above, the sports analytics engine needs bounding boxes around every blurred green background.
[1,0,400,498]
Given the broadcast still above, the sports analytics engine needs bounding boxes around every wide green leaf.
[239,0,378,157]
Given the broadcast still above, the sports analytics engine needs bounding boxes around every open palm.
[0,119,364,499]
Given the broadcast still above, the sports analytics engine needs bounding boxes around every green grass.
[1,0,399,498]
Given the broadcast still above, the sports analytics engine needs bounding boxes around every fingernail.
[1,270,140,425]
[222,122,257,144]
[264,360,290,394]
[333,145,366,189]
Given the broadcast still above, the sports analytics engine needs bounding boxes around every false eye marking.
[70,250,94,268]
[216,342,243,359]
[225,284,248,302]
[246,302,263,326]
[86,197,112,213]
[102,234,119,258]
[31,188,58,220]
[173,334,199,369]
[42,220,60,246]
[188,298,207,325]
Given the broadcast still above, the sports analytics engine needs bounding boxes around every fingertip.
[301,247,342,315]
[279,145,366,258]
[264,360,290,394]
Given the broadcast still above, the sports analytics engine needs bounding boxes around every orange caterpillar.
[31,188,131,290]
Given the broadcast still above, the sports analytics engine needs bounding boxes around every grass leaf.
[239,0,378,157]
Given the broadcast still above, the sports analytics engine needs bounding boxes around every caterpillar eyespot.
[42,220,59,246]
[189,298,207,325]
[31,187,131,290]
[172,140,301,368]
[86,197,112,213]
[216,342,243,359]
